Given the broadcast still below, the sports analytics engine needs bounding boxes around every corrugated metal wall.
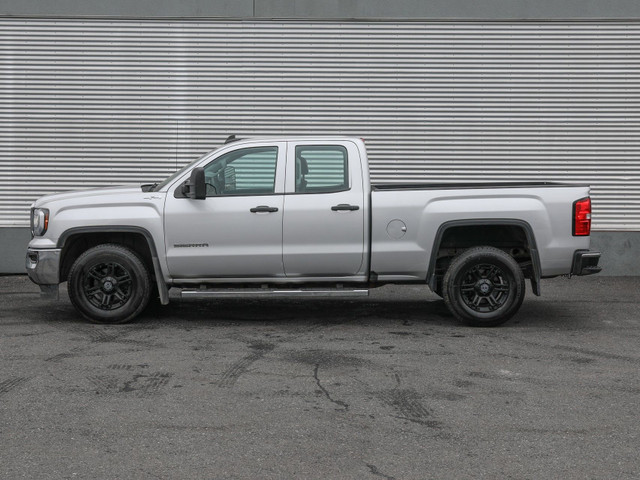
[1,19,639,230]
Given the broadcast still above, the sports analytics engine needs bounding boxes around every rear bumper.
[26,248,61,297]
[571,249,602,276]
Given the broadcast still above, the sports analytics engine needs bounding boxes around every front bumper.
[26,248,61,296]
[571,249,602,276]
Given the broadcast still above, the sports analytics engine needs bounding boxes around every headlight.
[31,208,49,236]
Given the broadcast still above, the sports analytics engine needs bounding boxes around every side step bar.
[181,288,370,299]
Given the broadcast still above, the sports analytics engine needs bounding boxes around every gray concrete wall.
[3,0,640,19]
[0,228,31,274]
[590,232,640,276]
[2,227,637,275]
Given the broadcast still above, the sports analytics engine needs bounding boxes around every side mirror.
[183,167,206,200]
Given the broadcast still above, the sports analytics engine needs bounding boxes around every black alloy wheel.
[458,263,511,313]
[443,246,525,327]
[82,261,133,311]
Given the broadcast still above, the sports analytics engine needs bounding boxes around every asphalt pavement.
[1,274,639,479]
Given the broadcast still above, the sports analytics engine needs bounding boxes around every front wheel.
[68,244,151,324]
[443,246,525,327]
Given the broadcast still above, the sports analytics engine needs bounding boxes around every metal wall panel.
[1,19,639,230]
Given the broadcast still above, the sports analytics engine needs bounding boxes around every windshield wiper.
[141,183,158,192]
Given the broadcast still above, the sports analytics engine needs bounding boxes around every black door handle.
[331,204,360,211]
[250,205,279,213]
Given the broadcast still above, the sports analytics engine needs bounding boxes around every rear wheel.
[443,246,525,327]
[68,244,151,324]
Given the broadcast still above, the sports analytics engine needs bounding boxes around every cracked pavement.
[1,275,640,479]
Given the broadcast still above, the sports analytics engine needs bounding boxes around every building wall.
[1,2,639,275]
[3,0,640,20]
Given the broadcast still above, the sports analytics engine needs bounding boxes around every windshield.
[151,148,220,192]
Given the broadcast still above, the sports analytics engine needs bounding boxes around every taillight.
[573,197,591,236]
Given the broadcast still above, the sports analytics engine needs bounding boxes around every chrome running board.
[180,288,369,298]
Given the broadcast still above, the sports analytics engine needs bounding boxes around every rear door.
[282,141,365,277]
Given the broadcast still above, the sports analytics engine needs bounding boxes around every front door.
[164,143,286,278]
[282,142,365,277]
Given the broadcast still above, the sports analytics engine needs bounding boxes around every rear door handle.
[331,204,360,211]
[250,205,279,213]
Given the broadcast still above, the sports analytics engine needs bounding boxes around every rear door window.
[295,145,348,193]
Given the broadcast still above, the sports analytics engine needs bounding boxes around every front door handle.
[250,205,279,213]
[331,204,360,211]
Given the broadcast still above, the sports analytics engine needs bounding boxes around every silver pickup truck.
[26,136,601,327]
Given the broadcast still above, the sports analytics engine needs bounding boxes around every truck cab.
[164,138,368,281]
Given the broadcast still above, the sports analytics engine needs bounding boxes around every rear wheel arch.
[426,219,541,296]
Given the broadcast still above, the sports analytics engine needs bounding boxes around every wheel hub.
[101,277,116,293]
[476,279,493,296]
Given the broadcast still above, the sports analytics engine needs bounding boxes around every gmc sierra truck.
[26,136,601,327]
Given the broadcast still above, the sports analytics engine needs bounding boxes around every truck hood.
[33,185,148,208]
[29,184,167,248]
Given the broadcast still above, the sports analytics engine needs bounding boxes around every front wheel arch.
[58,227,169,305]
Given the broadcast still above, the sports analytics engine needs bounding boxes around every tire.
[68,244,151,324]
[443,246,525,327]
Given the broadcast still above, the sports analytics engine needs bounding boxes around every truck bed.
[369,182,592,279]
